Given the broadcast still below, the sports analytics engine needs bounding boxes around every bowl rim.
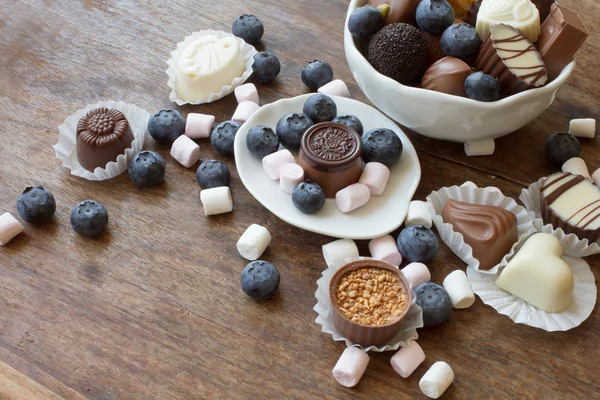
[344,0,575,108]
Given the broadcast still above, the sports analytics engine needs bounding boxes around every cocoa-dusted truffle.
[368,23,429,85]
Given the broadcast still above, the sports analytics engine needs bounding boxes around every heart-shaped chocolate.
[496,233,573,313]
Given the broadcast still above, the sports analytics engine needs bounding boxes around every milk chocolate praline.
[421,56,472,97]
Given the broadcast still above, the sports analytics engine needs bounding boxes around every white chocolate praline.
[0,212,24,246]
[176,35,245,102]
[332,347,370,388]
[496,233,573,313]
[476,0,541,43]
[237,224,271,261]
[200,187,233,216]
[391,341,425,378]
[570,118,596,139]
[279,163,304,194]
[562,157,591,180]
[405,200,433,229]
[442,270,475,309]
[464,139,495,156]
[419,361,455,399]
[322,239,359,268]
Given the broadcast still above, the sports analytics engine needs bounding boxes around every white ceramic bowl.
[234,94,421,240]
[344,0,575,143]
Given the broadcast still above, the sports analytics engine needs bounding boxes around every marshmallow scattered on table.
[237,224,271,261]
[185,113,215,139]
[0,213,24,246]
[443,270,475,309]
[263,150,295,180]
[336,183,371,213]
[369,235,402,266]
[405,200,433,229]
[322,239,359,267]
[358,162,390,196]
[280,163,304,193]
[232,101,260,123]
[401,262,431,288]
[461,181,477,189]
[318,79,351,98]
[562,157,590,180]
[235,83,259,104]
[332,347,369,388]
[170,135,200,168]
[200,187,233,216]
[419,361,454,399]
[464,139,495,156]
[570,118,596,138]
[592,168,600,187]
[391,341,426,378]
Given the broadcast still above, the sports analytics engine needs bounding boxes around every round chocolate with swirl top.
[76,108,134,172]
[298,122,363,198]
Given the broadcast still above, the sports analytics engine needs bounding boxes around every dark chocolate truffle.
[368,23,429,85]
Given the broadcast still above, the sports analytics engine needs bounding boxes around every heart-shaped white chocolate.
[496,233,574,313]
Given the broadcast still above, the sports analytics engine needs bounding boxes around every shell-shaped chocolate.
[77,108,130,147]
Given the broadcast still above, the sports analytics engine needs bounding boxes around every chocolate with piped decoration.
[368,0,421,25]
[421,56,471,97]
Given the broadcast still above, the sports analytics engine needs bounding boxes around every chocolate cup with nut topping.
[328,259,412,347]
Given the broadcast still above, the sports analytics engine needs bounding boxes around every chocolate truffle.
[422,56,472,97]
[368,0,421,25]
[368,23,429,85]
[76,108,134,172]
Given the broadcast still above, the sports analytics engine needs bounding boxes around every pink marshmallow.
[185,113,215,139]
[401,262,431,288]
[359,162,390,196]
[318,79,351,98]
[232,101,260,123]
[235,83,259,104]
[0,212,24,246]
[280,163,304,193]
[170,135,200,168]
[391,341,426,378]
[262,150,295,180]
[332,347,370,388]
[369,235,403,266]
[336,183,371,213]
[593,168,600,187]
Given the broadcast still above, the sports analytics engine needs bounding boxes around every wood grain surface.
[0,0,599,399]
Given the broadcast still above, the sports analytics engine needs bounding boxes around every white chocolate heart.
[477,0,541,43]
[496,233,573,313]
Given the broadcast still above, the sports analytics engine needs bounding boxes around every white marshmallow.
[0,213,24,246]
[401,262,431,288]
[280,163,304,193]
[235,83,259,104]
[336,183,371,213]
[405,200,433,229]
[443,270,475,309]
[369,235,402,266]
[358,162,390,196]
[419,361,454,399]
[332,347,369,388]
[200,187,233,216]
[464,139,495,156]
[170,135,200,168]
[391,341,426,378]
[562,157,591,180]
[322,239,359,268]
[318,79,351,98]
[237,224,271,261]
[569,118,596,138]
[185,113,215,139]
[232,101,260,123]
[262,150,295,180]
[461,181,478,189]
[592,168,600,188]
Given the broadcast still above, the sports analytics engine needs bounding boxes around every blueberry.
[232,14,264,44]
[252,51,281,83]
[16,185,56,224]
[246,125,280,159]
[441,24,481,62]
[303,94,337,123]
[465,72,501,102]
[276,112,314,151]
[240,260,280,299]
[211,120,241,156]
[196,160,230,189]
[348,5,385,39]
[301,60,334,91]
[416,0,455,35]
[397,226,439,263]
[70,200,108,238]
[362,128,403,167]
[292,180,326,214]
[128,151,166,188]
[332,115,364,136]
[546,133,581,166]
[148,109,185,144]
[414,282,452,327]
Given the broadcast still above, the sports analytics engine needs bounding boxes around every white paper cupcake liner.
[54,100,148,181]
[166,30,258,106]
[313,256,423,353]
[427,185,536,274]
[466,229,597,332]
[520,177,600,255]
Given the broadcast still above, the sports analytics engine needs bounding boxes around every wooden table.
[0,0,599,398]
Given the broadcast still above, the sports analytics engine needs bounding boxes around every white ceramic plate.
[234,94,421,239]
